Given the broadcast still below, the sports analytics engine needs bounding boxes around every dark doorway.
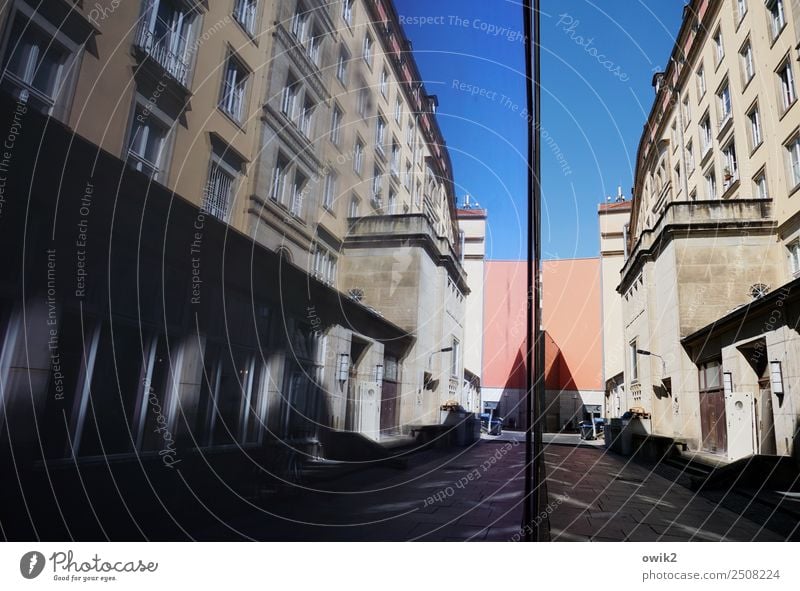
[698,360,727,455]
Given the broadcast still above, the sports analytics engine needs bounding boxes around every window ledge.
[780,99,797,122]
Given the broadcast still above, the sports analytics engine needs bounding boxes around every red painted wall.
[482,259,602,391]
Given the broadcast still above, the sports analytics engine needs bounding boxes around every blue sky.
[393,0,684,260]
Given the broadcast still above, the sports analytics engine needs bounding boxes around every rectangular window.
[291,4,309,44]
[736,0,747,22]
[1,16,69,115]
[300,96,315,137]
[375,115,386,153]
[740,41,754,84]
[323,171,336,210]
[629,340,638,381]
[705,169,718,199]
[747,105,762,150]
[203,158,236,222]
[342,0,354,26]
[387,188,397,214]
[404,161,412,190]
[451,339,460,377]
[717,82,732,125]
[713,29,724,64]
[357,88,368,118]
[406,121,415,145]
[700,115,712,154]
[270,154,289,204]
[354,139,364,175]
[755,172,769,199]
[349,194,360,218]
[699,360,722,393]
[363,33,373,66]
[395,96,402,123]
[380,68,388,97]
[778,59,796,111]
[127,102,168,180]
[135,0,193,86]
[281,74,300,120]
[787,136,800,187]
[682,95,691,126]
[372,165,383,201]
[697,65,706,96]
[788,241,800,275]
[337,47,349,85]
[220,54,249,122]
[330,104,342,145]
[722,140,738,187]
[686,140,695,173]
[391,140,400,175]
[233,0,258,36]
[291,170,307,218]
[306,26,322,66]
[768,0,786,40]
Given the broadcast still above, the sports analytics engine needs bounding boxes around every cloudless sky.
[393,0,684,260]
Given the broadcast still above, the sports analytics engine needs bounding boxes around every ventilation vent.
[749,283,770,299]
[348,288,365,302]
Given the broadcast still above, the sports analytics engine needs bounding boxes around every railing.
[134,17,190,87]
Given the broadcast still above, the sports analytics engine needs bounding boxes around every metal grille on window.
[204,163,234,221]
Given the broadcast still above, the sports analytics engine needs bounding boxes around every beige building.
[619,0,800,461]
[0,0,469,477]
[598,195,631,419]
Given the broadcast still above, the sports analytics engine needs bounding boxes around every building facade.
[619,0,800,461]
[0,0,470,538]
[481,259,603,431]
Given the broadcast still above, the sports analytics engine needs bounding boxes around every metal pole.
[522,0,542,542]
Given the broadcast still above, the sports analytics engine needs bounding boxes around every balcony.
[133,17,191,88]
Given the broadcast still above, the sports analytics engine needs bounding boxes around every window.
[357,87,368,118]
[220,54,249,122]
[395,96,402,123]
[348,194,360,218]
[330,104,343,145]
[736,0,747,22]
[306,26,323,66]
[233,0,258,36]
[690,188,698,201]
[372,165,383,201]
[1,16,70,115]
[700,114,712,154]
[697,65,706,96]
[134,0,194,86]
[391,140,400,175]
[747,104,762,150]
[406,120,415,145]
[788,241,800,275]
[270,154,290,204]
[281,74,300,119]
[313,247,336,286]
[699,360,722,393]
[705,168,718,199]
[323,171,337,210]
[740,41,754,84]
[353,139,364,175]
[291,171,308,218]
[787,136,800,187]
[380,67,388,96]
[768,0,786,40]
[375,115,386,152]
[629,341,638,381]
[686,140,695,173]
[404,160,412,190]
[713,28,724,64]
[682,95,691,125]
[674,162,681,192]
[204,157,237,222]
[336,47,349,85]
[127,102,169,179]
[363,33,373,66]
[387,188,397,214]
[451,339,460,377]
[342,0,354,26]
[778,60,796,111]
[754,172,769,199]
[300,96,315,137]
[722,140,738,186]
[717,82,732,125]
[291,4,310,44]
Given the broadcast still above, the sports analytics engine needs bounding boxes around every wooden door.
[699,390,727,454]
[380,380,398,434]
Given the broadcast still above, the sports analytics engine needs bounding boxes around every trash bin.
[579,422,595,440]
